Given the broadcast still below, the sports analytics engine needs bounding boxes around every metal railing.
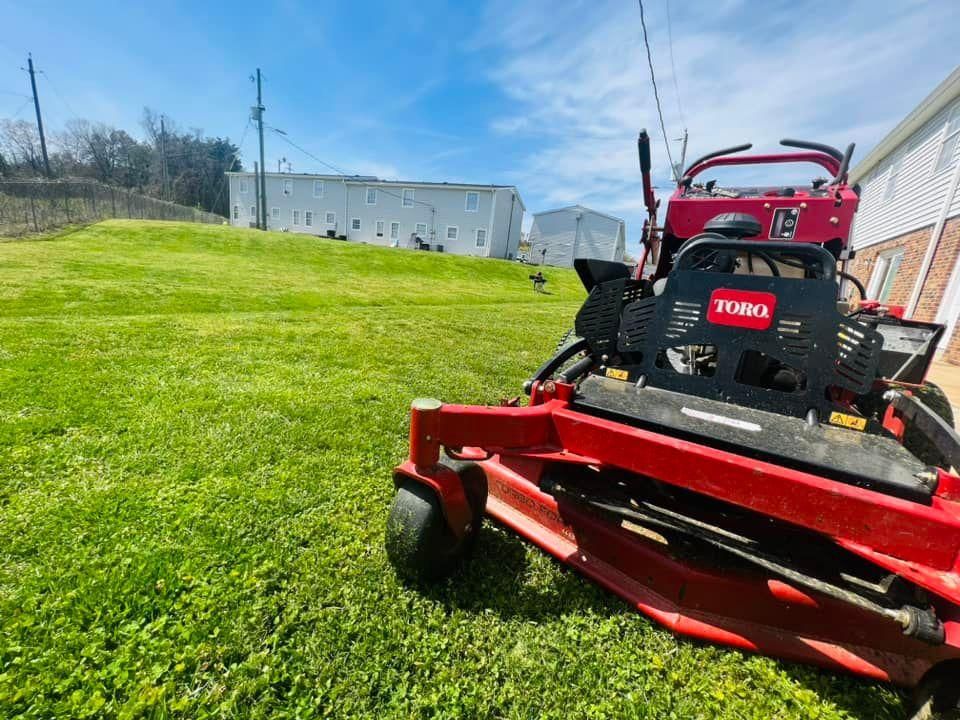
[0,179,225,236]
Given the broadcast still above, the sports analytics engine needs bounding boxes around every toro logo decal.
[706,288,777,330]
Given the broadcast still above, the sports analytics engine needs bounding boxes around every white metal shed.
[527,205,626,267]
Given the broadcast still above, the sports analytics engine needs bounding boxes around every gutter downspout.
[504,192,516,259]
[907,157,960,316]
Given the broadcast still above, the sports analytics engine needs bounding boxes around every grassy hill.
[0,221,903,718]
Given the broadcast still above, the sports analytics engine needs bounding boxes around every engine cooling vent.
[574,279,645,355]
[618,297,658,354]
[663,300,703,342]
[834,317,884,394]
[776,314,813,358]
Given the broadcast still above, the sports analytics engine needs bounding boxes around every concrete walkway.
[927,360,960,416]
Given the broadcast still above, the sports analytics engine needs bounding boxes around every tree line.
[0,108,242,217]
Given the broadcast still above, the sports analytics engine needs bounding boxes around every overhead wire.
[637,0,677,180]
[664,0,685,126]
[211,118,254,216]
[39,70,83,125]
[267,127,438,210]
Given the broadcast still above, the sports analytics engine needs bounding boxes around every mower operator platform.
[573,374,931,503]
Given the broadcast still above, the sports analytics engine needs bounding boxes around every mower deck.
[481,455,960,686]
[572,374,932,503]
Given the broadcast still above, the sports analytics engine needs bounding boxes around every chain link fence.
[0,179,225,236]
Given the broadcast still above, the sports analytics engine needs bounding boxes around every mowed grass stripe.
[0,221,904,718]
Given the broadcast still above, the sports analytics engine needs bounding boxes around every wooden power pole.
[26,54,51,178]
[255,69,267,231]
[159,115,168,201]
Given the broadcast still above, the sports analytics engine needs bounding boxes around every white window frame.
[233,204,240,220]
[465,191,480,213]
[446,225,459,242]
[292,209,301,226]
[415,222,428,237]
[325,211,336,226]
[883,157,902,202]
[282,179,293,197]
[351,217,361,231]
[250,205,256,218]
[867,248,905,302]
[365,187,377,205]
[933,104,960,175]
[271,207,280,219]
[475,227,487,248]
[376,220,385,237]
[402,188,415,208]
[390,221,401,240]
[305,210,313,227]
[239,178,249,194]
[313,180,325,198]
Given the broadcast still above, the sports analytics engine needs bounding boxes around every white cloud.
[480,0,959,249]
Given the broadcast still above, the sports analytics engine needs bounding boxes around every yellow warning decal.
[829,411,867,431]
[605,367,629,381]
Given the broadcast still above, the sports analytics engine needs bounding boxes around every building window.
[250,206,256,218]
[366,187,377,205]
[239,178,248,194]
[868,249,905,303]
[402,188,415,208]
[415,222,427,237]
[325,211,336,225]
[351,217,361,231]
[271,207,280,219]
[376,220,384,237]
[465,191,480,212]
[390,222,400,241]
[446,225,459,241]
[292,209,301,225]
[313,180,324,198]
[305,211,313,227]
[883,158,902,201]
[934,105,960,174]
[475,228,487,248]
[233,204,239,220]
[282,179,293,196]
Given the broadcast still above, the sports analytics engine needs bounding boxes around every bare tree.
[0,119,45,175]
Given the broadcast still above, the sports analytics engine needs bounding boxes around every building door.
[390,222,400,247]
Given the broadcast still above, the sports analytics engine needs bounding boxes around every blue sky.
[1,0,958,254]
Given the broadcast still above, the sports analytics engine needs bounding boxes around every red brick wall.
[849,217,960,363]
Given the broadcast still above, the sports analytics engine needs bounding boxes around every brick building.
[848,65,960,362]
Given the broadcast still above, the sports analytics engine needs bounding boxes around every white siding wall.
[227,174,523,258]
[853,98,960,249]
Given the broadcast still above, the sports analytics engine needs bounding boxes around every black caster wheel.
[385,457,486,583]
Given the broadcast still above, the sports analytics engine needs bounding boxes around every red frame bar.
[400,396,960,603]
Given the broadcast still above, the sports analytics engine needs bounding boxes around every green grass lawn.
[0,220,905,719]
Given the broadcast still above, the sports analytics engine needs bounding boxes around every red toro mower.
[385,133,960,718]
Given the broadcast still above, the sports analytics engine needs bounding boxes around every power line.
[7,97,33,119]
[664,0,685,125]
[637,0,676,181]
[210,119,253,217]
[268,128,437,210]
[38,70,82,124]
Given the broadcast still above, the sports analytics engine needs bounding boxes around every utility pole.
[159,115,168,201]
[255,68,267,231]
[26,54,51,178]
[253,161,260,227]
